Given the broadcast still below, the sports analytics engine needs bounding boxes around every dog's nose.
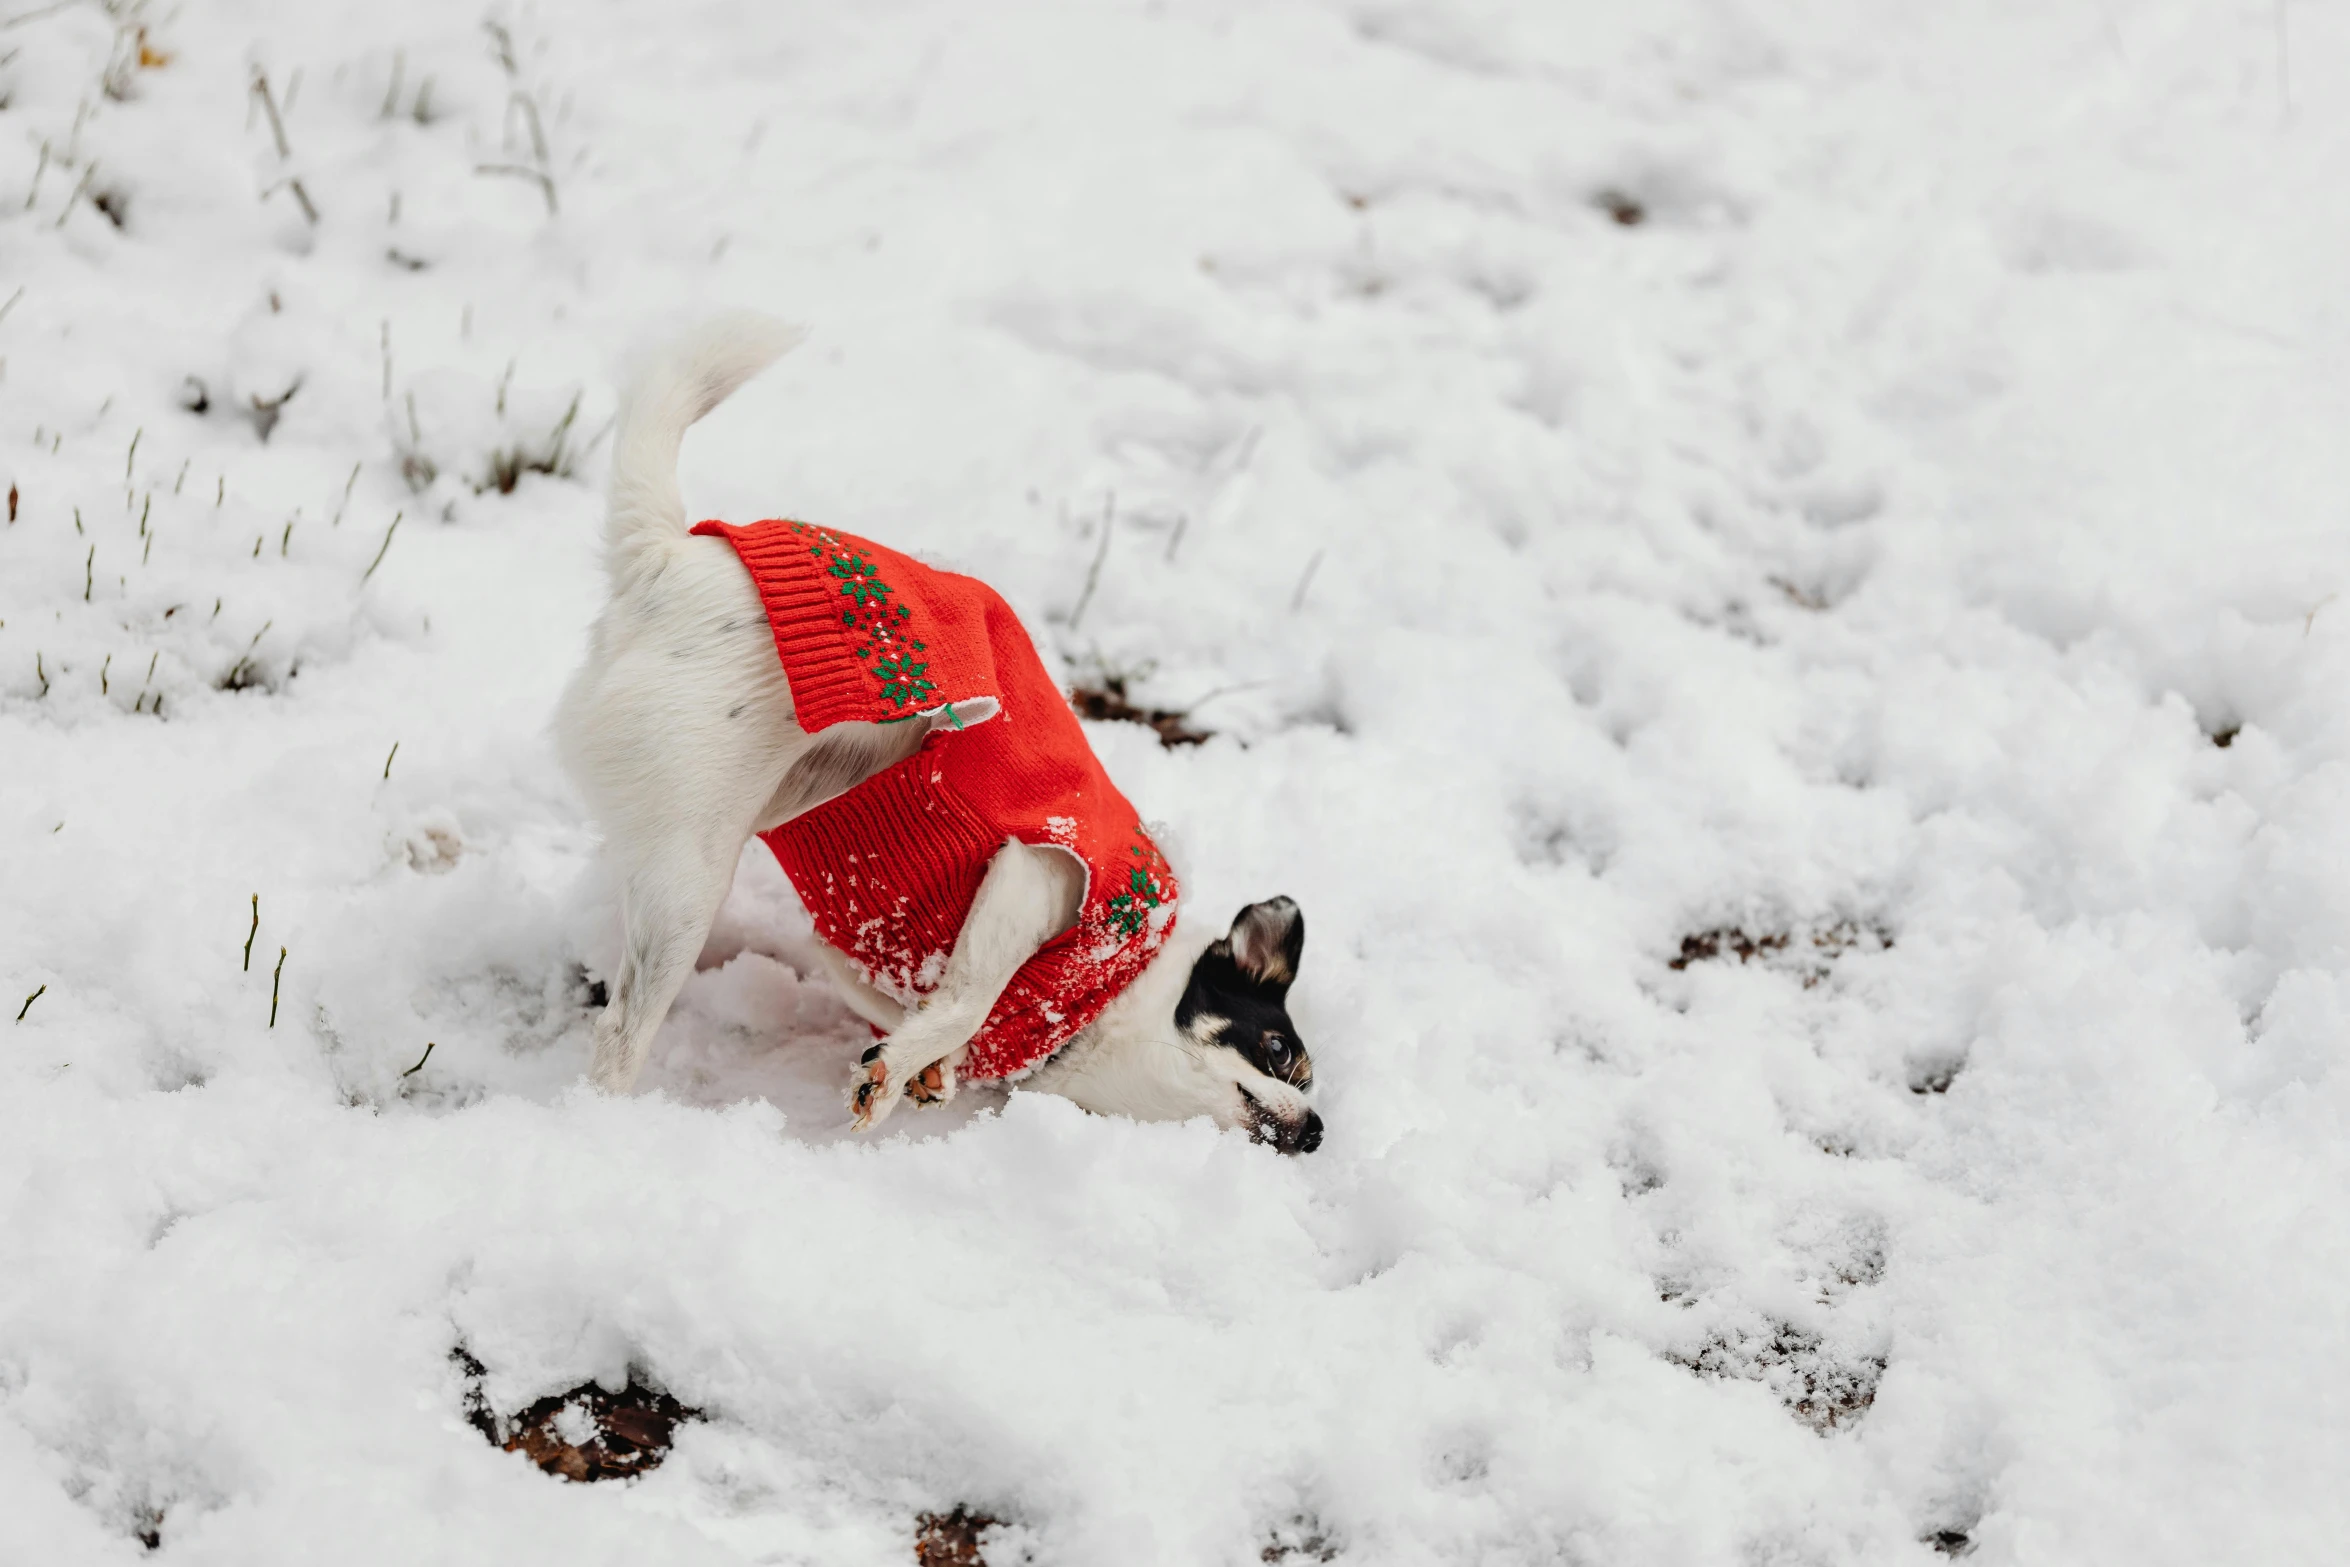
[1286,1108,1323,1156]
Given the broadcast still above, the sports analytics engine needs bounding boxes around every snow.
[3,0,2348,1561]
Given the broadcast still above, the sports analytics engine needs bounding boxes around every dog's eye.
[1262,1035,1291,1069]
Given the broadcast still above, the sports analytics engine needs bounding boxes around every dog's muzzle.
[1241,1088,1323,1155]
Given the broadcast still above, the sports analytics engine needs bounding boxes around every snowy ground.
[5,0,2349,1561]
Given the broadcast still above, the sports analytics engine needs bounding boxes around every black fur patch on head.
[1178,899,1312,1088]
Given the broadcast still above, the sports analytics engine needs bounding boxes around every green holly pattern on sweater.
[1106,835,1173,938]
[792,523,937,709]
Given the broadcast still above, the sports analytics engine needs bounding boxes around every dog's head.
[1174,898,1321,1153]
[1027,895,1324,1151]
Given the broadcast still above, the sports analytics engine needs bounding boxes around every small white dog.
[556,316,1321,1151]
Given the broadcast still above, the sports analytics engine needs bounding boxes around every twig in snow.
[1068,493,1114,630]
[223,619,272,688]
[247,376,301,443]
[15,984,42,1022]
[33,650,46,696]
[243,894,259,970]
[484,17,519,73]
[383,740,398,779]
[485,388,590,493]
[83,543,93,600]
[6,481,15,522]
[479,21,559,216]
[548,390,580,448]
[334,461,359,524]
[255,176,318,218]
[380,49,404,119]
[98,652,109,694]
[251,64,291,156]
[22,141,45,209]
[400,1040,436,1077]
[361,511,402,581]
[0,283,20,322]
[2,1,75,32]
[575,415,615,464]
[124,425,139,480]
[1289,548,1325,611]
[269,947,286,1026]
[507,92,549,167]
[53,160,97,228]
[474,162,557,215]
[248,67,319,224]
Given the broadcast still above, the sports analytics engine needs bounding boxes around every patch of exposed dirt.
[454,1348,700,1483]
[1669,928,1791,969]
[915,1506,1003,1565]
[1669,920,1894,988]
[1262,1514,1341,1561]
[1593,188,1646,225]
[1908,1055,1964,1095]
[1668,1322,1886,1433]
[1069,674,1211,748]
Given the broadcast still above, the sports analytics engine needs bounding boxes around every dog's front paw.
[903,1058,956,1107]
[849,1044,901,1131]
[850,1045,961,1129]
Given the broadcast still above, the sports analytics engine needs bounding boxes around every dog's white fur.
[557,314,1316,1140]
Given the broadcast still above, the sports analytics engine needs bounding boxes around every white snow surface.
[4,1,2348,1562]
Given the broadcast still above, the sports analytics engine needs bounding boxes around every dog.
[556,315,1322,1152]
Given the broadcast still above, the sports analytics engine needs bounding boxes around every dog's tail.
[605,311,805,583]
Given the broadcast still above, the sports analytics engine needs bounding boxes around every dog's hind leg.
[587,817,750,1092]
[578,690,802,1091]
[560,314,812,1092]
[565,539,806,1092]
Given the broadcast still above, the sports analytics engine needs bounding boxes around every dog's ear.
[1226,898,1303,992]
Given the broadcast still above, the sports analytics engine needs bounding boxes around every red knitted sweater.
[692,518,1180,1080]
